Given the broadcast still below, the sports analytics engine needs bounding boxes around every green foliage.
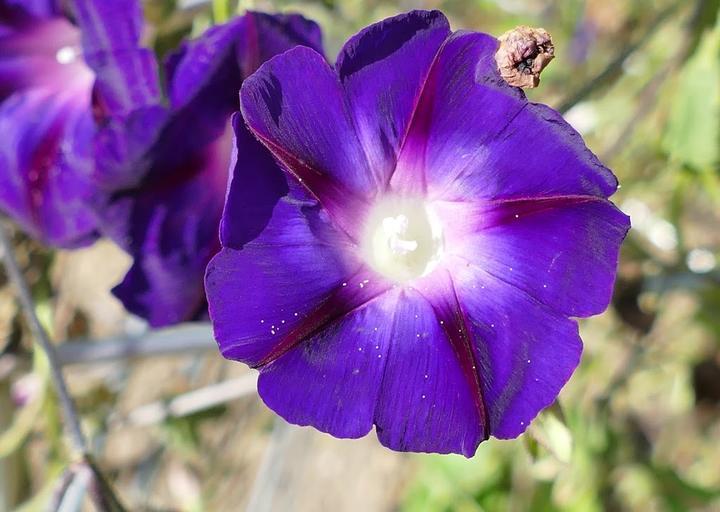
[212,0,235,23]
[663,21,720,171]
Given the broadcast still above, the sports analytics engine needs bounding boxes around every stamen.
[362,197,444,283]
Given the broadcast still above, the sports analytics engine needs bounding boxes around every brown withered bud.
[495,26,554,89]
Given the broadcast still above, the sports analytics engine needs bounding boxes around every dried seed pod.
[495,26,555,88]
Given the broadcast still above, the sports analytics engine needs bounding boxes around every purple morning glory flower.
[73,2,322,326]
[206,10,630,456]
[0,0,100,246]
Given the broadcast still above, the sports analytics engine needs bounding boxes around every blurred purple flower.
[73,2,323,326]
[0,0,100,246]
[206,10,630,455]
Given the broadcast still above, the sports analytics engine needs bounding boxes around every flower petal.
[373,286,485,456]
[240,45,376,239]
[72,0,160,115]
[0,0,60,20]
[112,236,212,327]
[165,17,246,111]
[138,13,323,191]
[257,291,395,439]
[391,31,618,200]
[0,16,91,100]
[336,10,450,181]
[169,11,322,110]
[449,259,583,439]
[438,196,630,317]
[241,11,323,72]
[206,182,360,366]
[72,0,164,189]
[154,12,321,180]
[0,89,98,247]
[142,21,249,186]
[106,129,230,327]
[97,12,323,325]
[220,113,289,250]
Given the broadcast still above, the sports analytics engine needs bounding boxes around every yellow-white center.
[362,197,444,283]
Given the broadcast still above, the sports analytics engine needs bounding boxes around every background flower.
[74,2,323,326]
[207,10,630,456]
[0,0,99,247]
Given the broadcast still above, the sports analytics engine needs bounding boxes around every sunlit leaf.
[212,0,233,23]
[527,404,573,464]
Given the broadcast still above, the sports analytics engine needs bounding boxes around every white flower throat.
[362,197,444,283]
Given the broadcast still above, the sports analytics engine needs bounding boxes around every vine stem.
[0,224,85,454]
[0,223,125,511]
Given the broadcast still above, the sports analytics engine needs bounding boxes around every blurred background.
[1,0,720,510]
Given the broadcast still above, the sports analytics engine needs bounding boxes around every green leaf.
[663,22,720,170]
[649,464,720,510]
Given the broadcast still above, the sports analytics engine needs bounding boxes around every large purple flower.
[0,0,100,246]
[73,2,322,326]
[206,10,630,456]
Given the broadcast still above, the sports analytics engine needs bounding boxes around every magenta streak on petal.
[249,131,371,244]
[390,79,431,196]
[417,271,489,439]
[387,35,449,196]
[255,270,392,368]
[153,121,232,196]
[26,104,66,227]
[109,115,233,206]
[242,13,261,77]
[435,194,612,241]
[336,10,451,190]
